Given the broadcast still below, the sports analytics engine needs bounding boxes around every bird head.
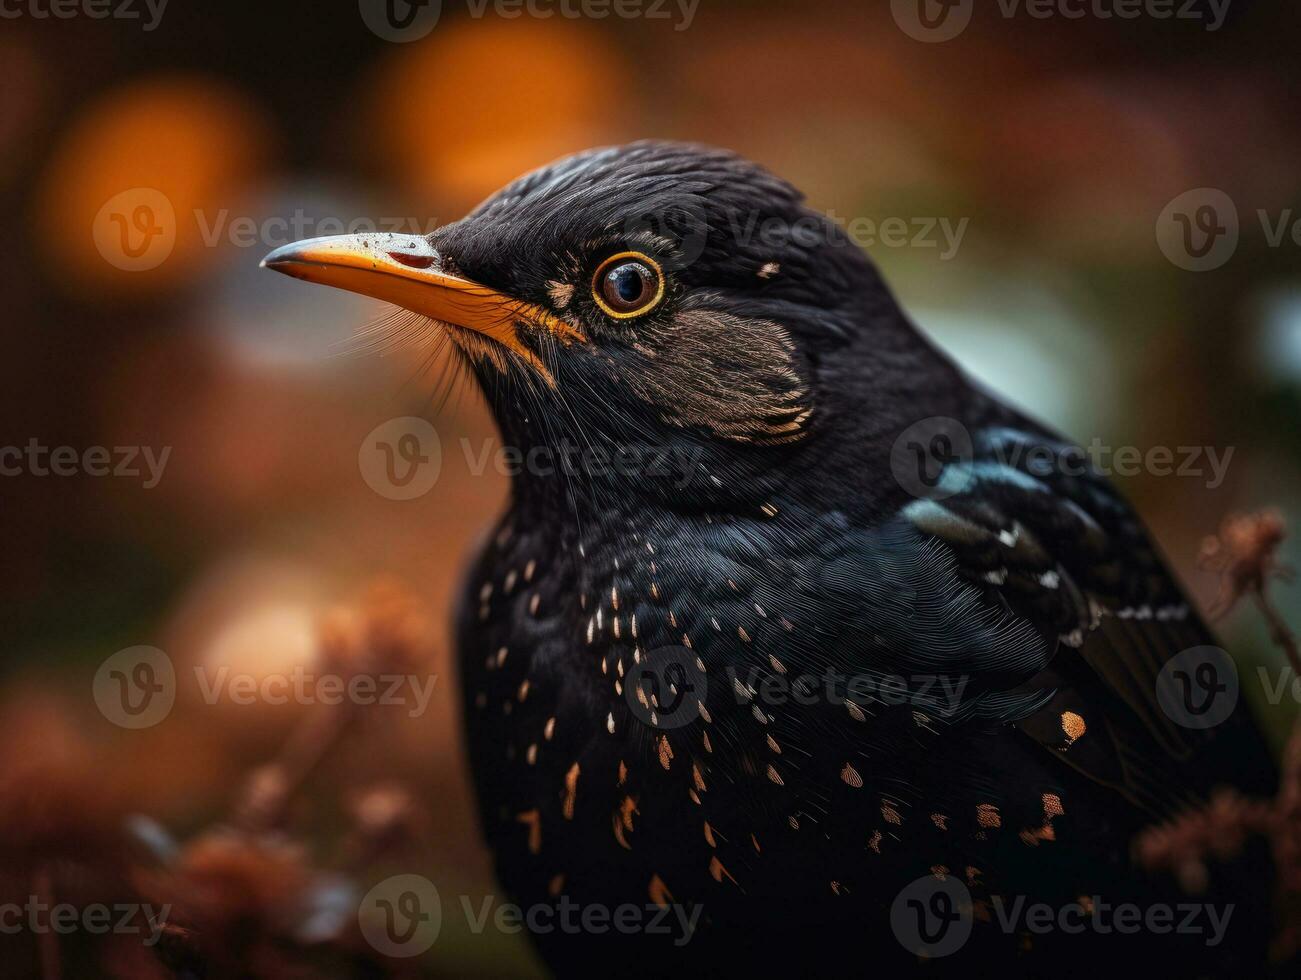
[262,141,964,513]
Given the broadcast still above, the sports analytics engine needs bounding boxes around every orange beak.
[261,233,584,386]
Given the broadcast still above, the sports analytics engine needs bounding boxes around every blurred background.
[2,1,1300,976]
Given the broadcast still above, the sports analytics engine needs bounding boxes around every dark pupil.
[607,263,649,307]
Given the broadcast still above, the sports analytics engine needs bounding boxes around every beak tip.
[260,242,297,272]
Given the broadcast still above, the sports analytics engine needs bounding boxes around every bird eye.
[592,252,665,319]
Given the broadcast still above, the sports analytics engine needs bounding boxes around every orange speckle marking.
[648,873,673,909]
[517,809,541,855]
[658,736,674,770]
[613,796,638,849]
[562,763,580,820]
[708,855,738,886]
[1061,711,1087,745]
[976,804,1001,829]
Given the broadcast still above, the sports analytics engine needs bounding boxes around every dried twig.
[1139,509,1301,964]
[143,581,435,979]
[232,581,433,831]
[1200,509,1299,673]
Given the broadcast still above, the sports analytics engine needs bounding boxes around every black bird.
[264,142,1278,977]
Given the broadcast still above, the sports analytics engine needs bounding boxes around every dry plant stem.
[33,865,60,980]
[1252,590,1301,678]
[1279,721,1301,870]
[236,699,361,832]
[278,699,361,798]
[338,808,436,874]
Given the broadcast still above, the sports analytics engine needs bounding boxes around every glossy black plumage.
[433,143,1278,977]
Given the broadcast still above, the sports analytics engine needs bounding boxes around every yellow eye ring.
[591,251,665,320]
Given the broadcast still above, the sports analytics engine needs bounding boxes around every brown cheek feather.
[623,310,811,445]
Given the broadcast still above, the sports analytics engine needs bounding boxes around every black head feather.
[427,140,970,514]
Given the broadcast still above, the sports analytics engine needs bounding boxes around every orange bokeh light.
[366,18,634,213]
[34,76,272,297]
